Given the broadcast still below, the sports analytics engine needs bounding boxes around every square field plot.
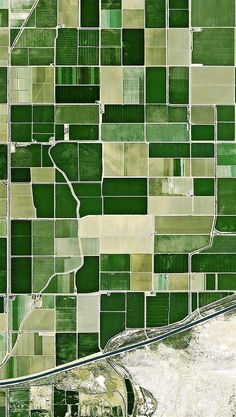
[192,29,234,66]
[191,67,235,105]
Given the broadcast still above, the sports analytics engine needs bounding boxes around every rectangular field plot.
[126,292,145,328]
[146,293,169,327]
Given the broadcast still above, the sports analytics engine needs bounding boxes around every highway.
[0,301,235,387]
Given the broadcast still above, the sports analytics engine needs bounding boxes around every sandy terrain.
[122,313,236,417]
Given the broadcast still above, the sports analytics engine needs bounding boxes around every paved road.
[0,302,235,387]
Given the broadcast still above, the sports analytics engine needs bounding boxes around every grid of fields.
[0,0,235,381]
[0,375,128,417]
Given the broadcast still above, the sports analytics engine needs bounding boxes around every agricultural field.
[0,359,154,417]
[0,0,235,407]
